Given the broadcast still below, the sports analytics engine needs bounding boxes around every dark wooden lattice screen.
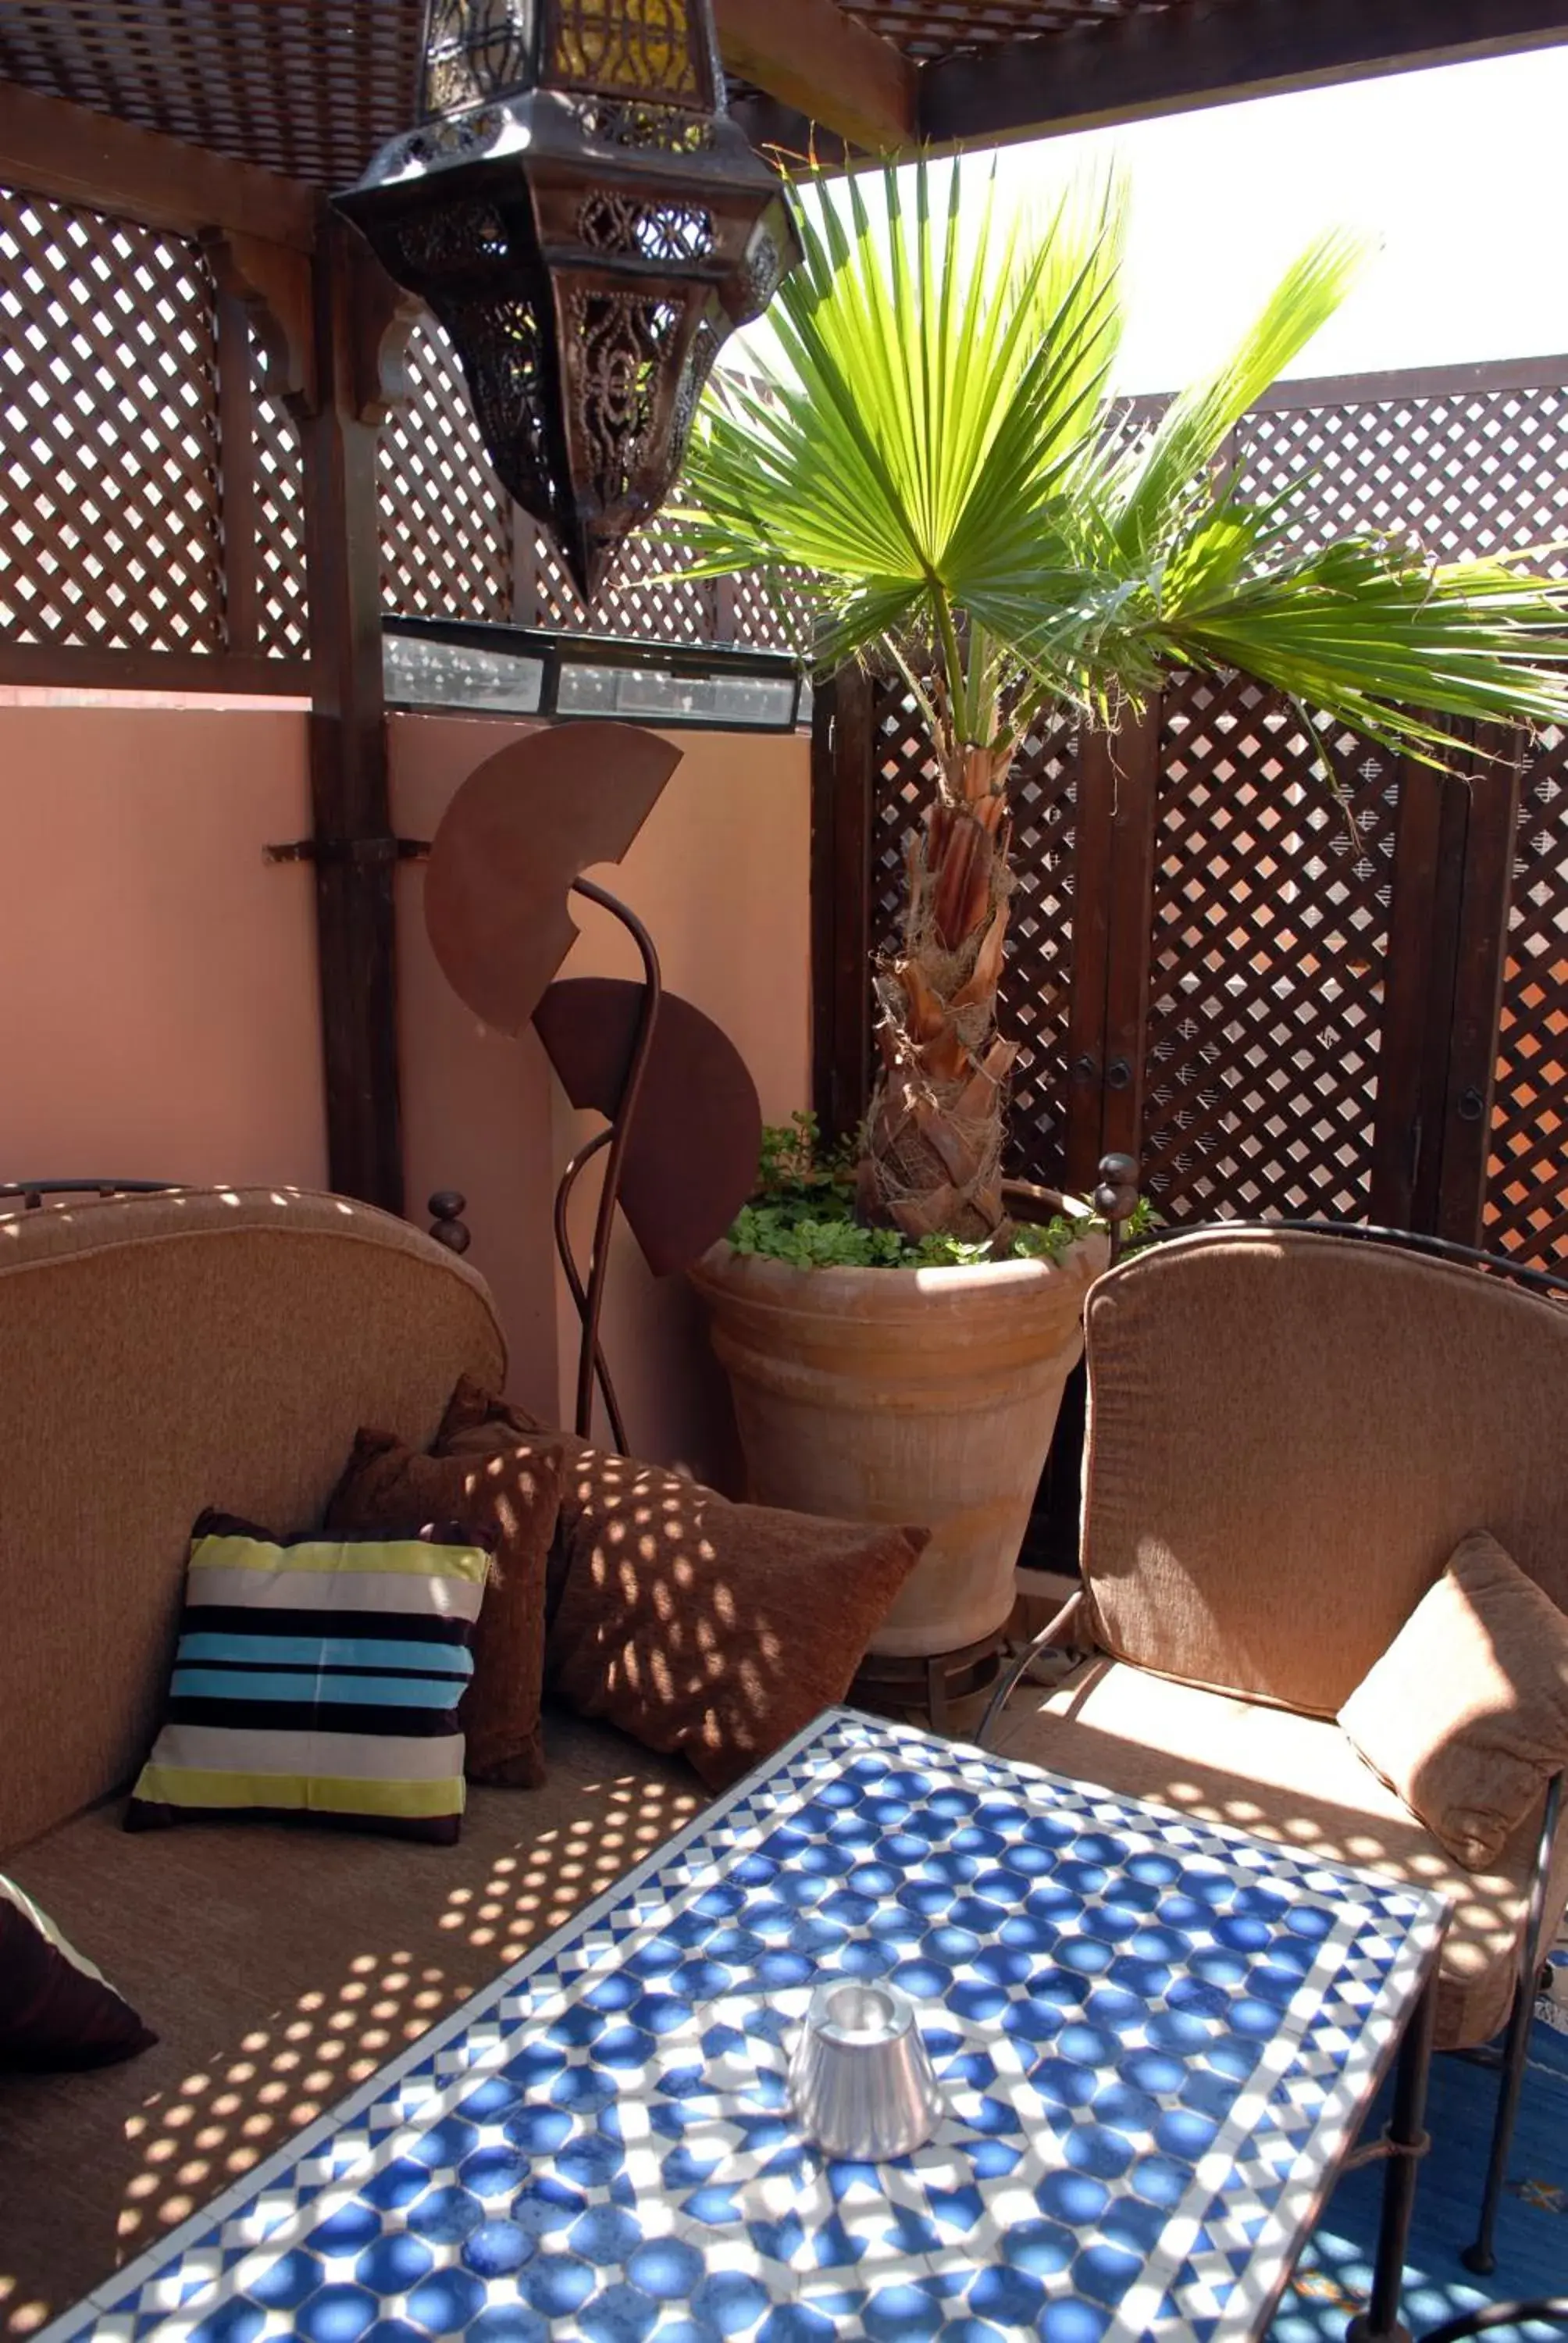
[0,188,223,654]
[0,180,312,680]
[0,194,802,676]
[846,365,1568,1270]
[378,318,511,625]
[1486,725,1568,1261]
[376,316,809,651]
[1237,382,1568,569]
[1140,678,1399,1221]
[5,180,1568,1267]
[863,673,1406,1223]
[249,330,308,658]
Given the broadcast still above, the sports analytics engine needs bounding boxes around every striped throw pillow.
[125,1510,493,1845]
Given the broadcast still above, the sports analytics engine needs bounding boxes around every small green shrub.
[725,1114,1149,1269]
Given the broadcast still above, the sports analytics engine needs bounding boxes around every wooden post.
[511,513,540,627]
[296,212,419,1211]
[1061,730,1113,1196]
[1370,758,1459,1231]
[1371,726,1522,1239]
[810,667,876,1146]
[214,284,258,658]
[1098,701,1163,1171]
[1063,702,1161,1193]
[1435,733,1522,1246]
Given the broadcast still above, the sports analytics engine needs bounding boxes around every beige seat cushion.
[0,1716,705,2335]
[992,1657,1568,2056]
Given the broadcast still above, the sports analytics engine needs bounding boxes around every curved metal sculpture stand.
[423,722,762,1460]
[553,876,661,1448]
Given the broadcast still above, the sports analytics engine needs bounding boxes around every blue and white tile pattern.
[46,1710,1448,2343]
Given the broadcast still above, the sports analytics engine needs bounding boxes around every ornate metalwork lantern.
[338,0,800,602]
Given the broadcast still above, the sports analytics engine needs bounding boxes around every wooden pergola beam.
[714,0,915,154]
[0,79,316,248]
[920,0,1568,148]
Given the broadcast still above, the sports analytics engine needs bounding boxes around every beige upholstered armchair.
[982,1225,1568,2274]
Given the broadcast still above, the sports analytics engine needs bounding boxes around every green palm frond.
[1097,233,1374,563]
[673,158,1568,774]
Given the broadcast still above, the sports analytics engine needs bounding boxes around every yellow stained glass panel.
[550,0,701,102]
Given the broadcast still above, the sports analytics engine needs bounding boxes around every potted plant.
[679,163,1568,1660]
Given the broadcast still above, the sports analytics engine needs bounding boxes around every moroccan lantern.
[337,0,800,602]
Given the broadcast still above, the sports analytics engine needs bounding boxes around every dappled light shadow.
[995,1658,1563,2053]
[543,1439,904,1786]
[0,1185,367,1249]
[0,1739,700,2333]
[561,1446,780,1766]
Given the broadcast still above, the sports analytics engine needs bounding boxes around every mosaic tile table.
[45,1710,1449,2343]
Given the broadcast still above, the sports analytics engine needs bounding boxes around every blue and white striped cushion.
[126,1511,493,1844]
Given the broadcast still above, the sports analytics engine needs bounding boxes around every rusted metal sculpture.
[425,719,681,1033]
[336,0,800,601]
[426,721,761,1446]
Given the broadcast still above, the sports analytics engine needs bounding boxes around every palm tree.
[675,162,1568,1243]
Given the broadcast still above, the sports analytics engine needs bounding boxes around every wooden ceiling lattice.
[0,0,1561,214]
[841,0,1183,57]
[0,2,422,187]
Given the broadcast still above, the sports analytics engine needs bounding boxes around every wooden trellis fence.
[378,313,812,651]
[814,361,1568,1274]
[5,166,1568,1268]
[825,669,1568,1269]
[0,181,805,685]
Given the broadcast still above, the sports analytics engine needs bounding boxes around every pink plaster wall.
[0,705,327,1188]
[390,711,811,1475]
[392,714,562,1425]
[0,699,807,1471]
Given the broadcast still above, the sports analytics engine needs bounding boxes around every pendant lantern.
[337,0,800,602]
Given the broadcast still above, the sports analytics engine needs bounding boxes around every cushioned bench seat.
[1,1717,707,2330]
[994,1657,1568,2053]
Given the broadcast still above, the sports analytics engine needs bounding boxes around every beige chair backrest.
[1080,1229,1568,1717]
[0,1187,505,1853]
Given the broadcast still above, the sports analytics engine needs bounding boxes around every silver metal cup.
[787,1977,943,2160]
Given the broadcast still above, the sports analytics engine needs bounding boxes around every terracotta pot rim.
[692,1233,1103,1303]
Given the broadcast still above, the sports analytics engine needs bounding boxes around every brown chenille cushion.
[324,1428,564,1788]
[1339,1530,1568,1870]
[549,1476,927,1791]
[437,1377,590,1629]
[436,1378,927,1791]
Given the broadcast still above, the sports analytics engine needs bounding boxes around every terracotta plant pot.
[689,1233,1107,1657]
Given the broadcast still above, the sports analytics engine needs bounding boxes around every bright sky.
[734,43,1568,395]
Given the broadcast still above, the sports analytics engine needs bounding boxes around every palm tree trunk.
[859,744,1016,1243]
